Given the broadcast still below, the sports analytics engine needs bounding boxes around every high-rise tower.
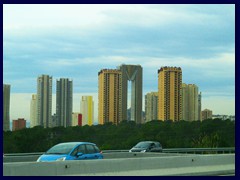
[80,96,94,126]
[145,92,158,122]
[30,94,38,127]
[3,84,10,131]
[198,92,202,121]
[37,75,52,128]
[182,83,199,121]
[98,69,122,125]
[56,78,73,127]
[119,64,142,124]
[158,66,182,121]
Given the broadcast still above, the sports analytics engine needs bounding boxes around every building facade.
[56,78,73,127]
[80,96,94,126]
[3,84,11,131]
[37,75,52,128]
[30,94,38,127]
[182,83,199,121]
[119,64,143,123]
[158,67,182,121]
[72,112,82,126]
[198,92,202,121]
[145,92,158,122]
[12,118,26,131]
[98,69,122,125]
[202,109,213,120]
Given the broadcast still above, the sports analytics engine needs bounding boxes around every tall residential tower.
[98,69,122,125]
[37,75,52,128]
[119,64,143,123]
[80,96,94,126]
[56,78,73,127]
[30,94,38,127]
[145,92,158,122]
[3,84,11,131]
[182,83,199,121]
[158,67,182,121]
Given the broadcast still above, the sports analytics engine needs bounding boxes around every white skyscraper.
[80,96,94,126]
[30,94,38,128]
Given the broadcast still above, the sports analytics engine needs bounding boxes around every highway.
[3,148,235,176]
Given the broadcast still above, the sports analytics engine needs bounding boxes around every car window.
[70,147,78,156]
[46,143,78,154]
[135,142,152,148]
[78,145,87,154]
[93,145,100,153]
[151,143,156,147]
[86,144,96,154]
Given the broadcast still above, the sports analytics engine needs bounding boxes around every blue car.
[37,142,103,162]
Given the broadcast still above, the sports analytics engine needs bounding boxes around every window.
[86,144,95,154]
[78,145,86,154]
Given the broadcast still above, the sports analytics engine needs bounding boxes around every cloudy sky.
[3,4,235,122]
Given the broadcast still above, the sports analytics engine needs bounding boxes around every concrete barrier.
[3,154,235,176]
[3,152,190,163]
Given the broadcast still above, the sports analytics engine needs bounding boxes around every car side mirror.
[76,152,83,157]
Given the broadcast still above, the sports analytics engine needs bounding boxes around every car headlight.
[36,157,41,162]
[140,150,146,153]
[56,157,66,161]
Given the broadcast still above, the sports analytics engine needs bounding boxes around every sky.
[3,4,235,122]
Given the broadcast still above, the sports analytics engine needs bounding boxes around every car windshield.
[134,142,152,148]
[45,143,79,155]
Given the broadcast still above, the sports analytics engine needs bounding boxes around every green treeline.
[3,119,235,153]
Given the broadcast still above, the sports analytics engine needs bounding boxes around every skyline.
[3,4,235,122]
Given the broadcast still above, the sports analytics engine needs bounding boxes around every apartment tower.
[198,92,202,121]
[182,83,199,121]
[158,67,182,121]
[98,69,122,125]
[119,64,143,123]
[37,75,52,128]
[3,84,11,131]
[80,96,94,126]
[145,92,158,122]
[30,94,38,127]
[56,78,73,127]
[202,109,213,120]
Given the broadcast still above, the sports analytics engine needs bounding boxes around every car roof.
[139,141,159,143]
[57,142,96,146]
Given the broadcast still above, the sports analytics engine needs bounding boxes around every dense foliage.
[3,119,235,153]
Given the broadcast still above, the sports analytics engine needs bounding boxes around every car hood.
[38,154,67,162]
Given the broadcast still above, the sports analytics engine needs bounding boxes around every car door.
[74,144,89,160]
[85,144,98,159]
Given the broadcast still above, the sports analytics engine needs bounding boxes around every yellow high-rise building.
[98,69,122,125]
[80,96,94,126]
[158,66,182,121]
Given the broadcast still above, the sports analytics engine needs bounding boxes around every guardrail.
[4,147,235,157]
[162,147,235,154]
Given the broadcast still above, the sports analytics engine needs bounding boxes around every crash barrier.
[3,152,188,163]
[3,147,235,163]
[3,154,235,176]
